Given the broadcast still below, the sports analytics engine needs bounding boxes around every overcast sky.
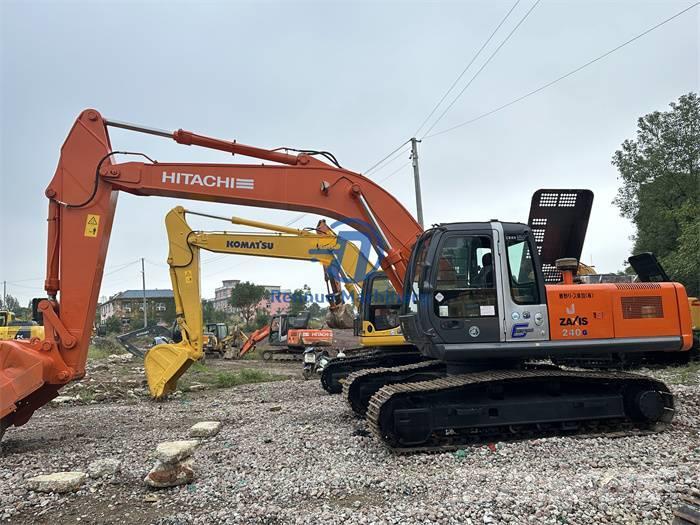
[1,0,698,307]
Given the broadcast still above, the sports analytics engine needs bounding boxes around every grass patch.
[88,336,126,360]
[214,368,284,389]
[177,365,286,392]
[88,344,114,360]
[240,349,260,360]
[191,361,209,372]
[663,360,700,386]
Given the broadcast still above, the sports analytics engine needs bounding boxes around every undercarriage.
[357,366,674,453]
[319,346,426,394]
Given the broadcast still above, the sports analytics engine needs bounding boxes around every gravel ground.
[1,363,698,525]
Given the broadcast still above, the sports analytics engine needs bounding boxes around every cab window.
[506,236,540,305]
[407,233,432,313]
[433,235,497,318]
[368,275,400,331]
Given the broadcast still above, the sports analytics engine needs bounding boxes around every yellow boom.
[144,206,374,397]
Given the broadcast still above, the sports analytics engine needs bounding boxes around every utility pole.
[410,137,424,228]
[2,281,6,308]
[141,258,147,328]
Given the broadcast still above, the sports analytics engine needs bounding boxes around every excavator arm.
[238,325,270,358]
[147,206,371,396]
[0,109,421,434]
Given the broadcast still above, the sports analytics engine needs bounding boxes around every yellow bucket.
[144,342,201,398]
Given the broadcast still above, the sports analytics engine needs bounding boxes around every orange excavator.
[238,311,333,360]
[0,110,693,450]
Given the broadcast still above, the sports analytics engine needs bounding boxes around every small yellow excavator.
[144,206,376,396]
[0,311,44,341]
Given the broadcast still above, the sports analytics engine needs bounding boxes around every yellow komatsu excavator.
[0,311,44,341]
[144,206,375,397]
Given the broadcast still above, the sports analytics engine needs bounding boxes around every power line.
[145,259,168,268]
[364,139,411,175]
[4,282,45,291]
[5,277,43,284]
[426,1,700,139]
[378,160,413,184]
[413,0,522,137]
[367,146,412,177]
[5,258,142,284]
[103,259,140,277]
[421,0,541,138]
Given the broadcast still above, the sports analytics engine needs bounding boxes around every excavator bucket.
[144,342,201,398]
[326,304,356,329]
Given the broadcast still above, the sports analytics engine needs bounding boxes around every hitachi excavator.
[0,110,692,450]
[237,311,333,361]
[320,189,601,394]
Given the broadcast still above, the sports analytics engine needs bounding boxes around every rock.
[223,349,240,360]
[155,440,200,464]
[269,406,282,412]
[27,472,87,493]
[188,384,207,392]
[144,458,195,488]
[190,421,222,438]
[87,458,121,478]
[51,395,79,405]
[108,353,134,363]
[143,494,160,503]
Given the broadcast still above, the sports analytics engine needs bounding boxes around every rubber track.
[343,360,445,416]
[366,367,674,454]
[320,349,384,393]
[320,348,422,394]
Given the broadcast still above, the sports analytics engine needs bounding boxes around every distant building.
[258,285,289,316]
[212,280,241,312]
[212,280,289,316]
[98,289,175,328]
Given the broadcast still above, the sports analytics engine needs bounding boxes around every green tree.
[254,308,270,329]
[612,92,699,296]
[203,300,229,324]
[0,294,20,312]
[104,316,122,334]
[307,301,322,319]
[230,282,269,328]
[288,285,312,316]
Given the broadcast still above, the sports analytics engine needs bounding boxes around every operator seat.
[475,252,494,288]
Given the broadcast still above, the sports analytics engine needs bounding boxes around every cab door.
[426,229,502,345]
[268,315,286,345]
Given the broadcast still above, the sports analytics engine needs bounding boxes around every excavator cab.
[357,272,404,346]
[400,221,549,362]
[268,315,288,346]
[205,323,230,343]
[268,312,310,346]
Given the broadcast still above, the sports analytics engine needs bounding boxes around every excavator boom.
[0,109,421,432]
[179,207,372,309]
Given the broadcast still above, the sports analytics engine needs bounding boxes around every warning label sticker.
[84,214,100,237]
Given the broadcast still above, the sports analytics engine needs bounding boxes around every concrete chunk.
[87,458,121,478]
[27,472,87,493]
[189,421,222,438]
[155,440,199,464]
[51,396,79,405]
